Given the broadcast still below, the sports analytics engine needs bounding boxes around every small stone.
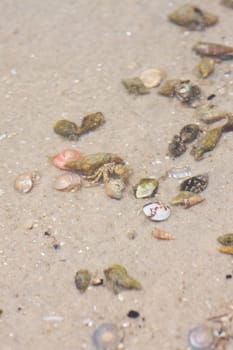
[127,310,140,318]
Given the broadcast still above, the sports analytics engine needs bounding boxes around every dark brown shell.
[180,174,208,193]
[168,135,187,157]
[180,124,201,143]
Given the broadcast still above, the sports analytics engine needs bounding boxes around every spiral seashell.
[187,325,214,350]
[105,179,125,199]
[92,323,123,350]
[53,173,82,191]
[52,149,83,170]
[14,171,40,194]
[152,228,175,240]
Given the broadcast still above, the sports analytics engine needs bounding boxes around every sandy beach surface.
[1,0,233,349]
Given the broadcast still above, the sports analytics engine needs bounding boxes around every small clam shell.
[143,201,171,221]
[54,173,82,191]
[187,325,214,350]
[105,179,125,200]
[134,178,158,199]
[52,149,83,170]
[14,171,40,193]
[140,69,163,88]
[92,323,123,350]
[152,228,175,240]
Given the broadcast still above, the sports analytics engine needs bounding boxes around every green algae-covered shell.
[134,178,158,199]
[74,269,92,293]
[180,124,200,143]
[198,56,215,78]
[191,127,223,160]
[217,233,233,246]
[158,79,179,97]
[80,112,105,134]
[168,4,218,30]
[122,77,150,95]
[104,264,142,294]
[170,191,194,206]
[53,119,80,139]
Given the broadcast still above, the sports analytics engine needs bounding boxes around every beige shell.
[152,228,175,240]
[105,179,125,199]
[54,173,82,191]
[14,171,40,193]
[140,69,163,88]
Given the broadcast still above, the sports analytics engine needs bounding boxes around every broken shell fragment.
[191,127,223,160]
[168,166,191,179]
[179,175,208,193]
[74,269,92,293]
[168,135,187,157]
[122,77,150,95]
[197,57,215,78]
[53,119,80,140]
[53,173,82,191]
[92,323,123,350]
[104,264,142,294]
[193,42,233,60]
[52,149,83,170]
[221,0,233,8]
[14,171,40,193]
[187,324,215,350]
[168,4,218,30]
[217,233,233,246]
[79,112,105,134]
[194,104,228,124]
[143,201,171,221]
[174,80,201,103]
[218,246,233,255]
[180,124,201,143]
[152,228,175,240]
[105,179,125,200]
[158,79,179,97]
[140,69,163,88]
[134,178,158,199]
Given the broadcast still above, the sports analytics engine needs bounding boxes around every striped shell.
[53,173,82,191]
[52,149,83,170]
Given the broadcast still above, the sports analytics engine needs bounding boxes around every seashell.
[92,323,123,350]
[194,104,228,124]
[168,166,191,179]
[217,233,233,246]
[197,57,215,78]
[140,69,163,88]
[168,135,187,157]
[104,264,142,294]
[53,119,80,140]
[193,42,233,60]
[168,4,218,31]
[191,127,223,160]
[74,269,92,293]
[122,77,150,95]
[187,324,215,350]
[180,124,201,143]
[53,173,82,191]
[143,201,171,221]
[180,174,208,193]
[170,191,195,206]
[52,149,83,170]
[134,178,158,199]
[218,246,233,255]
[174,80,201,103]
[222,0,233,8]
[14,171,40,194]
[79,112,105,134]
[158,79,179,97]
[105,179,125,200]
[182,195,205,209]
[152,228,175,240]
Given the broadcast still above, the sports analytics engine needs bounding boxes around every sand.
[1,0,233,349]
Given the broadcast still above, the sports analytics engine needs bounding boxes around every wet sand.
[1,0,233,349]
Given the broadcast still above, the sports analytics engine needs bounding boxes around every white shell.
[140,69,163,88]
[168,166,191,179]
[105,179,125,199]
[188,325,214,350]
[53,173,82,191]
[14,171,40,193]
[143,201,171,221]
[92,323,123,350]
